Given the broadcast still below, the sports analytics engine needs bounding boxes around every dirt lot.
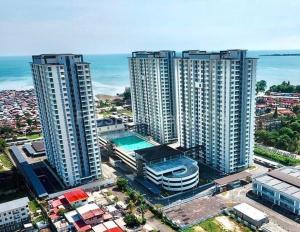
[215,216,245,232]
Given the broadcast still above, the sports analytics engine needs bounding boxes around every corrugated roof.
[268,169,300,188]
[64,189,88,203]
[11,145,26,163]
[10,145,48,198]
[233,203,268,221]
[105,228,123,232]
[31,140,45,152]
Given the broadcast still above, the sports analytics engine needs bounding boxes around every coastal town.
[1,58,300,232]
[0,89,41,137]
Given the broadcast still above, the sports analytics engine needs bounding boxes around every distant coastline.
[1,51,300,94]
[260,53,300,57]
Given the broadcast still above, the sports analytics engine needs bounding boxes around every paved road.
[219,185,300,232]
[102,163,118,180]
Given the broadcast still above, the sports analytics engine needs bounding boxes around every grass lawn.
[26,134,42,140]
[29,200,40,213]
[254,146,300,166]
[183,218,224,232]
[199,219,225,232]
[99,111,113,118]
[32,215,46,224]
[119,109,133,116]
[17,134,42,140]
[183,217,252,232]
[0,152,13,170]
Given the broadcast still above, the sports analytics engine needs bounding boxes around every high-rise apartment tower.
[31,54,101,186]
[129,51,177,144]
[174,50,256,174]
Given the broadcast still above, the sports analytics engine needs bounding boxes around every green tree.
[124,214,140,228]
[123,88,131,101]
[127,189,138,202]
[0,138,6,153]
[269,81,296,93]
[116,177,128,192]
[276,134,292,150]
[290,121,300,132]
[135,192,145,205]
[256,80,267,94]
[292,105,300,114]
[128,200,135,213]
[279,127,295,138]
[138,202,148,222]
[57,208,66,216]
[255,130,269,143]
[0,126,14,137]
[273,107,278,118]
[26,118,33,127]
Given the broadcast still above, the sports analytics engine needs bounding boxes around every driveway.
[218,185,300,232]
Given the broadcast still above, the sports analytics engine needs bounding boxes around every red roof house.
[74,219,92,232]
[105,228,123,232]
[76,203,104,225]
[63,189,89,206]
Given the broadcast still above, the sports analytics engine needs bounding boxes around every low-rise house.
[76,203,104,226]
[114,218,126,231]
[53,219,71,232]
[63,189,89,208]
[92,223,107,232]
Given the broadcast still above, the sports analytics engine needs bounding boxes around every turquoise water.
[111,135,153,152]
[0,50,300,94]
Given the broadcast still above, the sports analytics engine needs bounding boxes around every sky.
[1,0,300,56]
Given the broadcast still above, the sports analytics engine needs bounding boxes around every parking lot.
[164,195,232,228]
[218,184,300,232]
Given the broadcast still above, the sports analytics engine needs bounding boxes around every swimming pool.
[111,135,154,152]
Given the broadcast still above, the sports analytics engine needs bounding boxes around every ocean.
[0,50,300,95]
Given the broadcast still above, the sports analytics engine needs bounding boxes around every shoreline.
[0,81,128,96]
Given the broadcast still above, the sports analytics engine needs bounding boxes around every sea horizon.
[1,49,300,95]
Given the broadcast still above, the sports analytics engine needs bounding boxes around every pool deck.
[111,135,154,153]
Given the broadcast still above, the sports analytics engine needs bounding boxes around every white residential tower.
[129,51,177,144]
[31,54,101,186]
[174,50,256,174]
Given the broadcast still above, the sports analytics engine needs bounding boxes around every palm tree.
[135,192,144,205]
[128,200,135,213]
[0,138,6,153]
[138,202,148,221]
[26,118,33,132]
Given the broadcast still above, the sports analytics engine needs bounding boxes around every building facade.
[253,167,300,215]
[31,54,101,186]
[135,145,199,192]
[0,197,30,232]
[145,156,199,192]
[174,50,256,174]
[129,51,177,144]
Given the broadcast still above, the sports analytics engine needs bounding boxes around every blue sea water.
[0,50,300,95]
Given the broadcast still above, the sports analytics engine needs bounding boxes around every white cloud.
[1,0,300,55]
